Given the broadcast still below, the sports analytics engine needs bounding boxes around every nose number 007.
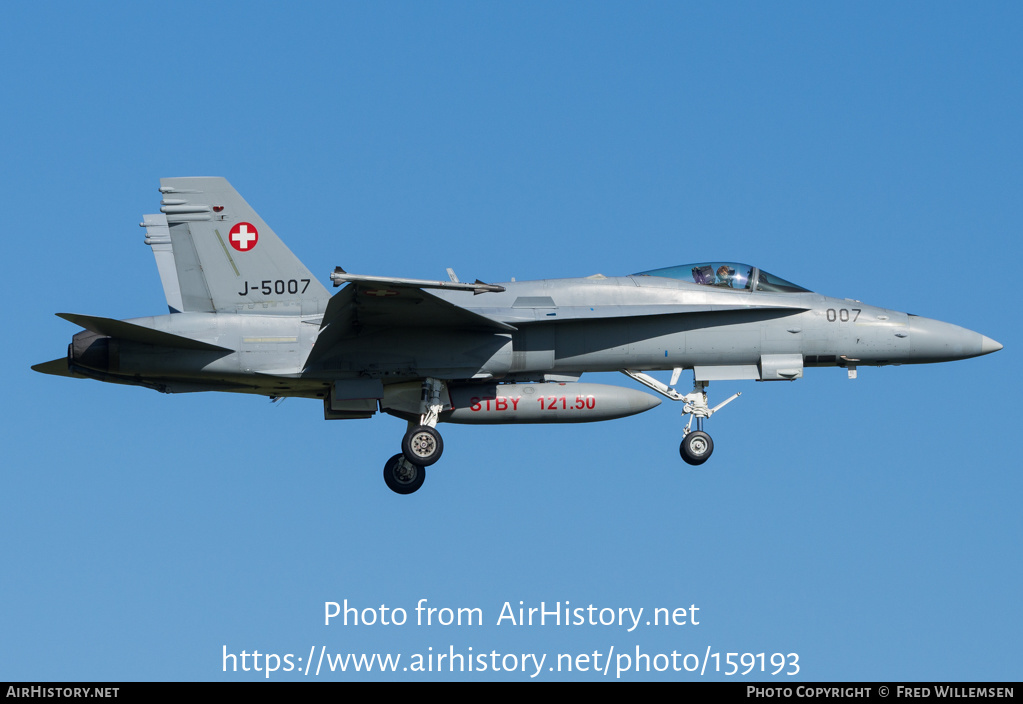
[826,308,861,322]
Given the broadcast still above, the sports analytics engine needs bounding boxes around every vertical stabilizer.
[157,177,330,315]
[141,213,184,313]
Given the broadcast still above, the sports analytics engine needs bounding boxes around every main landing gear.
[402,425,443,466]
[622,370,740,466]
[384,378,447,494]
[383,454,426,494]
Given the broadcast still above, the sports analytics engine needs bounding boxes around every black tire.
[680,431,714,465]
[383,453,426,494]
[401,425,444,466]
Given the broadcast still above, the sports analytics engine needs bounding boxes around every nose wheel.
[680,430,714,465]
[678,380,735,466]
[621,371,740,467]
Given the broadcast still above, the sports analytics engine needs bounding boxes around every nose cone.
[908,316,1003,363]
[981,336,1004,355]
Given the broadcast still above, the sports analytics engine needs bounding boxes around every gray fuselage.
[66,273,995,400]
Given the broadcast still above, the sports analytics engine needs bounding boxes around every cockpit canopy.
[634,262,810,293]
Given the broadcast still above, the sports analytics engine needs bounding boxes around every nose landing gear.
[680,429,714,465]
[622,370,740,466]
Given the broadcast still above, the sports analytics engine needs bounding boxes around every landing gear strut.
[386,377,448,494]
[622,370,740,466]
[678,380,741,465]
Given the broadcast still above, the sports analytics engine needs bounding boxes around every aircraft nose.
[908,316,1002,363]
[981,335,1003,355]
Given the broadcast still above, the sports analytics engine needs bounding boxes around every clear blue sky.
[2,1,1019,681]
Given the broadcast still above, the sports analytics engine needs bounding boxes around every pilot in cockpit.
[715,265,736,288]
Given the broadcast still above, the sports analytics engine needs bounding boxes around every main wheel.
[680,431,714,465]
[383,453,426,494]
[402,425,444,466]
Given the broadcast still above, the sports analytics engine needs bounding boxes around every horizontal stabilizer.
[31,358,75,377]
[56,313,232,351]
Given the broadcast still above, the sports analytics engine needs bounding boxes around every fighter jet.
[34,178,1002,493]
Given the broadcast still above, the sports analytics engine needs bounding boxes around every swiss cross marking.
[229,222,259,251]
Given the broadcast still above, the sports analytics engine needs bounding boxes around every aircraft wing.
[305,283,516,369]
